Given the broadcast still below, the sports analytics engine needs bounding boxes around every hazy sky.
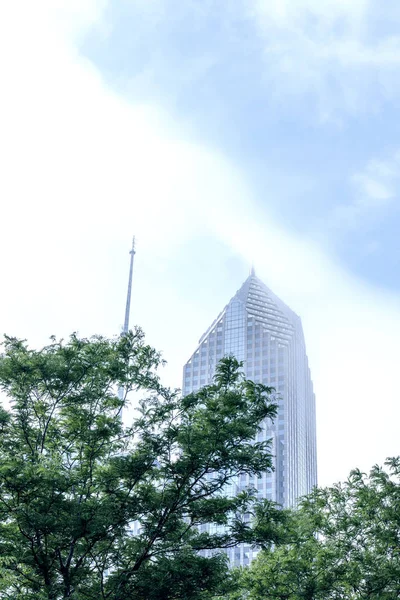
[1,0,400,487]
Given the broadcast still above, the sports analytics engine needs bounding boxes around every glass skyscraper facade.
[182,271,317,566]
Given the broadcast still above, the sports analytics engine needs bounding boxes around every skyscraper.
[182,270,317,566]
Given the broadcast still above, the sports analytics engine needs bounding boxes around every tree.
[0,330,278,599]
[234,458,400,600]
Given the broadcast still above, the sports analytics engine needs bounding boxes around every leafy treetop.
[0,330,278,600]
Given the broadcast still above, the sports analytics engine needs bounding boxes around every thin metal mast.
[123,236,136,335]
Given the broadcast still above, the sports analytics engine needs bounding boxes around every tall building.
[182,270,317,566]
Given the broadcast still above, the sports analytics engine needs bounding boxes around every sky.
[1,0,400,488]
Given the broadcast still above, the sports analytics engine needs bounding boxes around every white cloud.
[353,154,400,202]
[0,0,399,490]
[252,0,367,29]
[353,175,393,205]
[249,0,400,119]
[328,151,400,230]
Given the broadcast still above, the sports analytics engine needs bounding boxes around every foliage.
[0,330,278,599]
[233,458,400,600]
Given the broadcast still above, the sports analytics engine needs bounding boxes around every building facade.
[182,271,317,566]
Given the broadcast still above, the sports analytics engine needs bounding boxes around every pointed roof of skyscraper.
[198,271,300,345]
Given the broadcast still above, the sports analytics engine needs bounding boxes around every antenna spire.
[250,263,255,277]
[123,236,136,335]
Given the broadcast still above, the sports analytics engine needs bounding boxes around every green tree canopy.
[0,330,278,599]
[234,458,400,600]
